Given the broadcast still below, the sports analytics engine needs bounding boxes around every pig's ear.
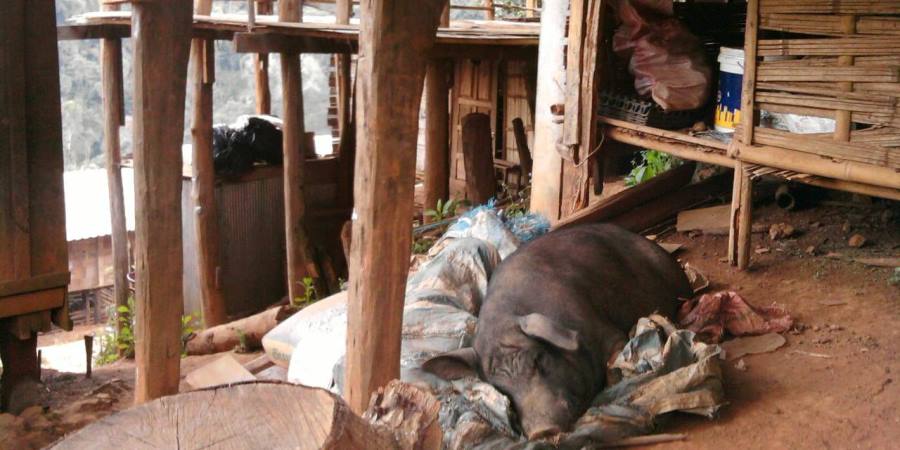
[422,347,479,380]
[518,313,579,352]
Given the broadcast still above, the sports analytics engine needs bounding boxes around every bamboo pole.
[835,15,857,142]
[345,0,447,414]
[99,1,129,341]
[280,0,318,304]
[131,0,193,404]
[740,0,760,147]
[190,0,227,327]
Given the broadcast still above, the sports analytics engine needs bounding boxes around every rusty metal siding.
[182,175,287,319]
[216,176,286,317]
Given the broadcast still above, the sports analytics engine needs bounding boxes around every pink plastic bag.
[612,0,712,111]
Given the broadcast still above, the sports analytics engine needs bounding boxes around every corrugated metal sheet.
[182,175,287,318]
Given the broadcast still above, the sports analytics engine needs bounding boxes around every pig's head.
[424,313,600,440]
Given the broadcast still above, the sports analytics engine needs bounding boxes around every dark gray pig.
[424,223,691,440]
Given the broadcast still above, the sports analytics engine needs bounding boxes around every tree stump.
[52,381,397,449]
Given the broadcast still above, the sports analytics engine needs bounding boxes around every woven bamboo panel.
[754,2,900,171]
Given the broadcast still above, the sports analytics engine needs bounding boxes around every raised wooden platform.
[58,12,539,59]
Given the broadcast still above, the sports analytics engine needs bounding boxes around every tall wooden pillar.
[529,0,567,224]
[255,0,273,114]
[345,0,447,414]
[728,162,753,270]
[131,0,193,404]
[423,9,451,218]
[335,0,356,209]
[99,2,130,336]
[280,0,317,303]
[191,0,227,327]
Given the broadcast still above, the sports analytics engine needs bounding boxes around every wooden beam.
[529,0,568,223]
[740,0,760,146]
[345,0,447,414]
[255,1,274,114]
[100,1,130,343]
[191,0,227,328]
[335,0,353,140]
[423,60,452,218]
[280,0,318,305]
[131,0,193,404]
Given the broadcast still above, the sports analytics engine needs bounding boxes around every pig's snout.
[519,392,574,440]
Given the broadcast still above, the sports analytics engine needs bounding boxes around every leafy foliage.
[425,198,463,222]
[291,276,318,307]
[95,295,200,365]
[625,150,682,186]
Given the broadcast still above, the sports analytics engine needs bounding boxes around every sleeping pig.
[423,223,692,440]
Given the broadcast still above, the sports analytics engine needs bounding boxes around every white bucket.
[715,47,745,133]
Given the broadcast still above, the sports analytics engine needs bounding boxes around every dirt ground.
[2,196,898,449]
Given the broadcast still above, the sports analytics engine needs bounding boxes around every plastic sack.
[612,0,712,111]
[212,114,284,176]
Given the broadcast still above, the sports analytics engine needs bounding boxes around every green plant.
[625,150,682,186]
[425,198,462,222]
[412,237,436,254]
[292,276,319,307]
[95,296,200,365]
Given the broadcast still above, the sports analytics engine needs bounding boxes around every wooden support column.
[191,0,227,327]
[335,0,353,140]
[100,1,130,340]
[131,0,193,404]
[485,0,495,20]
[529,0,568,224]
[335,0,356,209]
[345,0,447,414]
[255,0,273,114]
[728,162,753,270]
[423,10,451,218]
[280,0,317,303]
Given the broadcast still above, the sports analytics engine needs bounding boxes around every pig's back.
[482,223,690,333]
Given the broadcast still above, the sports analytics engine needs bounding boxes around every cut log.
[185,305,294,355]
[554,162,696,230]
[461,113,496,204]
[51,382,396,450]
[364,380,442,450]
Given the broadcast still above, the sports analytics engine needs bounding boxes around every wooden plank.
[759,0,900,15]
[0,272,70,298]
[512,118,533,177]
[0,287,66,320]
[755,91,896,115]
[754,127,900,169]
[757,65,899,83]
[677,204,733,234]
[191,1,227,328]
[424,61,452,217]
[100,1,130,341]
[131,0,193,404]
[461,113,496,204]
[345,0,446,414]
[758,37,900,56]
[279,0,318,306]
[561,0,586,150]
[530,0,568,223]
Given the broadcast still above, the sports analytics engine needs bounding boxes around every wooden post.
[335,0,352,140]
[728,162,753,270]
[739,0,759,147]
[423,9,451,219]
[280,0,317,304]
[255,0,273,114]
[529,0,568,224]
[345,0,447,414]
[485,0,495,20]
[191,0,227,327]
[0,331,39,412]
[99,1,130,339]
[131,0,193,404]
[526,0,537,18]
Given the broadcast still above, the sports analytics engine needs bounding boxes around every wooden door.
[450,59,498,199]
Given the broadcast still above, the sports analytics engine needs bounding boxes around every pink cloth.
[678,291,793,343]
